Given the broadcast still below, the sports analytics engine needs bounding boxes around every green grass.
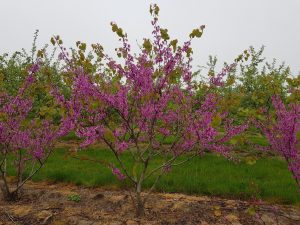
[59,131,82,141]
[6,147,300,205]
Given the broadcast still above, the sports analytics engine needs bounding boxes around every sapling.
[54,4,247,216]
[0,63,66,200]
[254,95,300,188]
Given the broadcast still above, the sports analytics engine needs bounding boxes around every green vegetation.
[1,29,300,207]
[6,147,299,205]
[67,193,81,202]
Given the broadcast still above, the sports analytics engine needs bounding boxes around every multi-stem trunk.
[0,151,25,201]
[0,171,21,201]
[2,187,20,201]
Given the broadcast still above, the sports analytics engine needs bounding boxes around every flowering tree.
[0,63,65,201]
[254,96,300,188]
[53,4,247,216]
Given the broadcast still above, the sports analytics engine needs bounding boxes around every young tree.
[54,4,247,216]
[0,63,66,201]
[254,96,300,188]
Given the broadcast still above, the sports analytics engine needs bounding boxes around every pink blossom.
[116,141,129,153]
[255,95,300,187]
[112,167,126,180]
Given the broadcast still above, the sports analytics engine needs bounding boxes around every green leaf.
[143,39,152,52]
[150,4,160,16]
[111,23,118,32]
[116,28,125,38]
[186,47,193,57]
[79,52,85,61]
[226,76,235,86]
[37,50,44,58]
[79,43,87,51]
[154,5,159,15]
[111,23,125,37]
[189,28,203,39]
[149,5,153,15]
[39,106,48,116]
[212,114,222,127]
[229,138,238,145]
[160,29,170,41]
[50,37,55,46]
[48,108,57,116]
[170,39,178,52]
[169,67,181,83]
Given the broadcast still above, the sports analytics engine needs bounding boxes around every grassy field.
[7,145,300,205]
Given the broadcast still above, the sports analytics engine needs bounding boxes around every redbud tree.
[0,63,66,201]
[54,4,247,216]
[254,96,300,188]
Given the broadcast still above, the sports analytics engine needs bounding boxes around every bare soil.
[0,181,299,225]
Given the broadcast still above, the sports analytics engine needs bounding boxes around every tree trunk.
[135,191,145,217]
[0,179,21,201]
[2,187,20,201]
[134,179,146,217]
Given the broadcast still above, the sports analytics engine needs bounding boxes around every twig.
[5,211,18,225]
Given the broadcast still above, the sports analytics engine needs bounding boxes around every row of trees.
[0,4,299,216]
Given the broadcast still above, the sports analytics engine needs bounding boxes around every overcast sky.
[0,0,299,74]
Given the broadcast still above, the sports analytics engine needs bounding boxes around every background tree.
[0,63,67,201]
[254,96,300,188]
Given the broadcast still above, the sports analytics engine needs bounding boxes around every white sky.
[0,0,299,74]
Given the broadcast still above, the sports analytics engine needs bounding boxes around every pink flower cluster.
[111,167,126,180]
[209,63,236,87]
[0,67,60,160]
[255,96,300,187]
[53,7,248,181]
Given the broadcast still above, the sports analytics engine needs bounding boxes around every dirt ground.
[0,181,299,225]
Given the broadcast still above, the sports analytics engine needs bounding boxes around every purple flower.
[116,141,129,153]
[112,167,126,180]
[28,63,40,74]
